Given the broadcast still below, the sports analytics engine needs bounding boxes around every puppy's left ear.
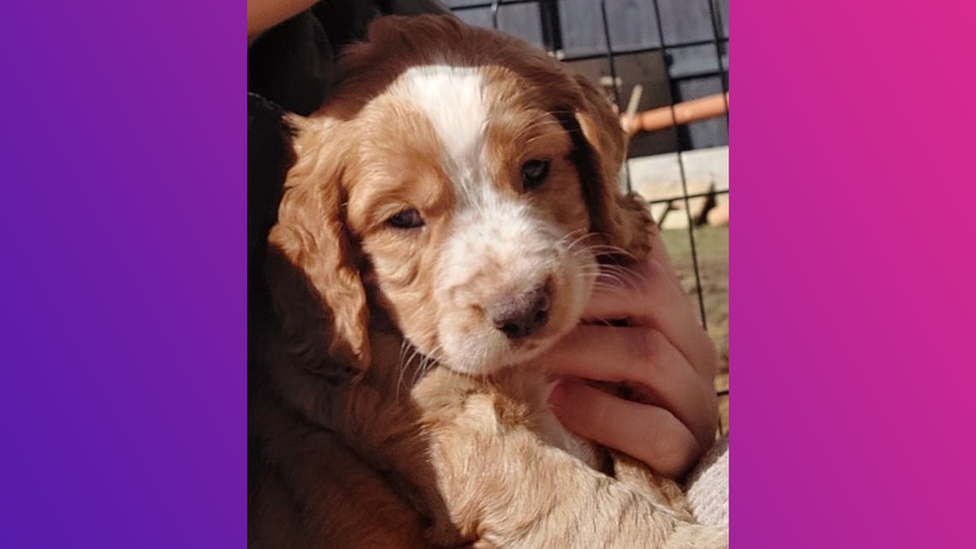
[568,73,656,261]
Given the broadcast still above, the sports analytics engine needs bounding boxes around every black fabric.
[247,12,335,117]
[247,93,290,350]
[247,93,291,501]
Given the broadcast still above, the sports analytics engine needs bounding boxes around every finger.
[536,326,716,445]
[548,381,700,478]
[584,259,718,381]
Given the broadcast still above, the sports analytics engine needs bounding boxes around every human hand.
[539,232,719,478]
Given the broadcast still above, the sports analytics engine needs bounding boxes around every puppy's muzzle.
[487,283,552,340]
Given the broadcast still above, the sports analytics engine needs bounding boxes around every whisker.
[597,269,644,291]
[411,358,424,387]
[396,339,410,401]
[591,282,631,296]
[406,346,428,389]
[564,231,598,253]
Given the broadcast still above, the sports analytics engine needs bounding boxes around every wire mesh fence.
[447,0,730,435]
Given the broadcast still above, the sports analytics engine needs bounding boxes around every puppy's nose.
[488,285,551,339]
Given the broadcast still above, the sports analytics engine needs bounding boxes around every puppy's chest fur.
[423,363,603,470]
[479,368,603,470]
[366,330,605,473]
[316,330,700,548]
[318,332,608,545]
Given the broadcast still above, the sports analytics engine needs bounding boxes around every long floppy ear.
[567,73,656,261]
[266,114,370,382]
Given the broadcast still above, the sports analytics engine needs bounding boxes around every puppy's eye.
[521,159,550,190]
[387,208,424,230]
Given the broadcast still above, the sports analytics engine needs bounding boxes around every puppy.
[250,14,728,549]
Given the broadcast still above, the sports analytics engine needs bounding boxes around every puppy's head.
[269,15,653,380]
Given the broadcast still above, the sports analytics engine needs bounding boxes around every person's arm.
[247,0,321,45]
[538,231,720,479]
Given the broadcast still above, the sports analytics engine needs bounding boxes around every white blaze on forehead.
[400,65,489,196]
[400,65,540,270]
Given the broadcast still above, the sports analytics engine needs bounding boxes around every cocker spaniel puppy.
[250,14,728,549]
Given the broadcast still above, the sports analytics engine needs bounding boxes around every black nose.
[488,285,551,339]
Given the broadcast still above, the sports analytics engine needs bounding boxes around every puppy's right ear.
[569,73,656,261]
[266,114,370,382]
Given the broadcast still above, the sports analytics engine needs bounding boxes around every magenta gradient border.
[733,1,976,547]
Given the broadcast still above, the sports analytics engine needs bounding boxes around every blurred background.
[446,0,730,434]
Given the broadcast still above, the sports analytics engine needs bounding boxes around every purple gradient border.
[3,0,976,547]
[2,0,244,547]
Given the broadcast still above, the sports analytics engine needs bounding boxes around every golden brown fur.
[250,14,727,549]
